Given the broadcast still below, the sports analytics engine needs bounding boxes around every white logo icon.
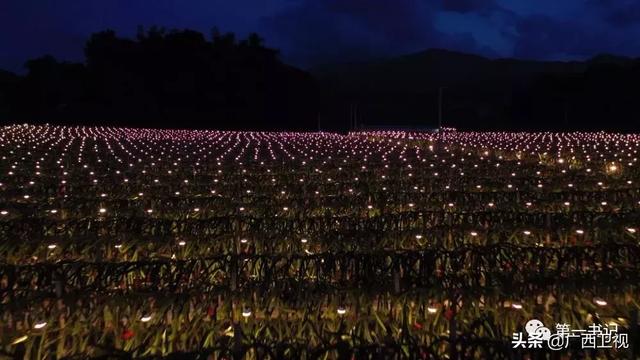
[525,319,551,341]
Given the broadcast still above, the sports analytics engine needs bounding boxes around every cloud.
[511,11,640,60]
[604,2,640,27]
[3,0,640,73]
[261,0,490,66]
[441,0,498,14]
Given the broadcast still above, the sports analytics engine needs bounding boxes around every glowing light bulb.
[594,298,607,307]
[10,335,28,345]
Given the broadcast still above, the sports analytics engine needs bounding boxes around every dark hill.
[0,70,21,120]
[313,49,640,132]
[3,34,640,132]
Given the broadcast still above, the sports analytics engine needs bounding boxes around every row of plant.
[2,286,638,359]
[2,126,640,358]
[2,244,639,299]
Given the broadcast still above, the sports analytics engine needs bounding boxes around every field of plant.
[0,125,639,359]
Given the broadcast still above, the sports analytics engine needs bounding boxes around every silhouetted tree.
[3,39,640,132]
[1,28,318,130]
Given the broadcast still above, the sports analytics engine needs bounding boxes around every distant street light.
[438,87,447,129]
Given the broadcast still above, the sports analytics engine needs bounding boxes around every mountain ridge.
[312,48,640,131]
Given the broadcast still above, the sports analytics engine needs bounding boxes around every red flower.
[413,322,423,330]
[444,309,454,321]
[121,329,135,340]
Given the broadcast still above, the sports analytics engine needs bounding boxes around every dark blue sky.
[2,0,640,73]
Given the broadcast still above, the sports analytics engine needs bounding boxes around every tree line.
[2,30,640,132]
[0,27,319,130]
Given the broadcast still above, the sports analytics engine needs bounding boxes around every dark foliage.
[2,29,640,131]
[0,28,319,130]
[313,49,640,132]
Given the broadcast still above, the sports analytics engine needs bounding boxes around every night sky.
[3,0,640,73]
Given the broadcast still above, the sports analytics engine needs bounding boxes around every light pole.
[438,87,446,129]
